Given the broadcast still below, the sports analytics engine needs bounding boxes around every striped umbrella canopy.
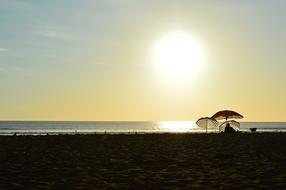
[196,117,218,133]
[227,120,240,128]
[211,110,243,121]
[218,120,241,131]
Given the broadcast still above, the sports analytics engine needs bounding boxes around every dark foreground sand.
[1,133,286,189]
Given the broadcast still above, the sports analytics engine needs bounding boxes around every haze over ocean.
[1,121,286,135]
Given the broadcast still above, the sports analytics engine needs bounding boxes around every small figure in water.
[224,123,235,133]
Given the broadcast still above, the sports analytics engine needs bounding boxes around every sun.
[152,31,204,82]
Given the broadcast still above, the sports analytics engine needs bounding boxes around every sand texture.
[1,133,286,189]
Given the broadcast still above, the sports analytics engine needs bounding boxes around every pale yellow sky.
[0,1,285,121]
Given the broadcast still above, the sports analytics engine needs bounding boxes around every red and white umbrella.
[211,110,243,121]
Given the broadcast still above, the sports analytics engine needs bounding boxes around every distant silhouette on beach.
[196,110,243,133]
[224,123,236,133]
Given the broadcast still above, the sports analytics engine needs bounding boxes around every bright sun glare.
[159,121,197,132]
[152,31,204,82]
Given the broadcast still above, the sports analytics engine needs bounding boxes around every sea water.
[0,121,285,135]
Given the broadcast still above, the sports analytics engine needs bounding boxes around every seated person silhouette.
[224,123,235,133]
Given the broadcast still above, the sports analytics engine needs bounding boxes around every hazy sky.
[0,0,286,121]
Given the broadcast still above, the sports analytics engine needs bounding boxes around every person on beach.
[224,123,235,133]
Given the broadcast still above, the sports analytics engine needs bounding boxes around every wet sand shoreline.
[1,133,286,189]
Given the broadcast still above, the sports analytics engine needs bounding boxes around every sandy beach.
[0,133,286,189]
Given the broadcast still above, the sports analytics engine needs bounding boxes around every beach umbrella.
[227,120,240,128]
[196,117,218,133]
[218,120,240,131]
[211,110,243,121]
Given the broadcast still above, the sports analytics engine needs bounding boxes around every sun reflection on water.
[158,121,198,132]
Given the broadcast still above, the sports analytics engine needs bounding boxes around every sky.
[0,0,286,121]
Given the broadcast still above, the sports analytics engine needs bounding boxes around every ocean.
[0,121,286,135]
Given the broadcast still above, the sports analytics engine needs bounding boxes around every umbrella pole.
[206,120,208,133]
